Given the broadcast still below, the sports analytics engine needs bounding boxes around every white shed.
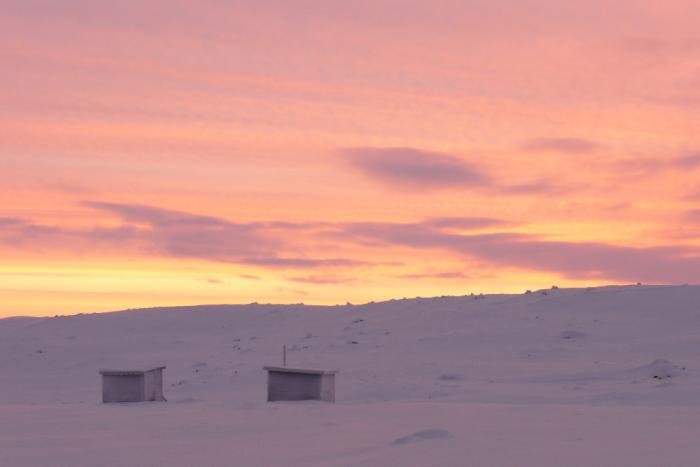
[264,366,337,402]
[99,366,166,403]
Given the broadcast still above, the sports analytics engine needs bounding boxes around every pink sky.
[2,0,700,315]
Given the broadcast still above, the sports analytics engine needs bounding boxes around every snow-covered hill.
[2,285,700,466]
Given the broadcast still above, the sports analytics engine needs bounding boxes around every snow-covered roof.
[99,366,166,376]
[264,366,337,375]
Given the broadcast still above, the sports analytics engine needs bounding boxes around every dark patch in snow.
[560,330,586,340]
[633,359,687,381]
[392,428,454,445]
[437,374,464,381]
[173,397,197,403]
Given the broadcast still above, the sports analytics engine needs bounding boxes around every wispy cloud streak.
[0,202,358,269]
[332,222,700,283]
[522,137,599,154]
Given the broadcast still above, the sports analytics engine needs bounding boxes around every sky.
[2,0,700,316]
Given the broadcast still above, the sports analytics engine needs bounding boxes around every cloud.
[421,217,512,229]
[340,147,490,190]
[79,203,368,269]
[241,257,366,268]
[80,201,277,261]
[81,201,231,228]
[613,157,663,177]
[0,202,363,270]
[339,146,573,196]
[683,189,700,201]
[498,180,568,195]
[614,153,700,178]
[333,221,700,283]
[395,271,483,280]
[287,275,357,284]
[238,274,261,281]
[687,209,700,222]
[328,217,512,249]
[669,154,700,170]
[0,218,28,227]
[522,138,599,154]
[0,219,142,251]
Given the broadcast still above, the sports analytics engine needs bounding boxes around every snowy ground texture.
[2,285,700,466]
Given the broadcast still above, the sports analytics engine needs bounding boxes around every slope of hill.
[2,285,700,466]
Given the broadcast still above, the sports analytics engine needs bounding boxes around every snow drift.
[2,284,700,466]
